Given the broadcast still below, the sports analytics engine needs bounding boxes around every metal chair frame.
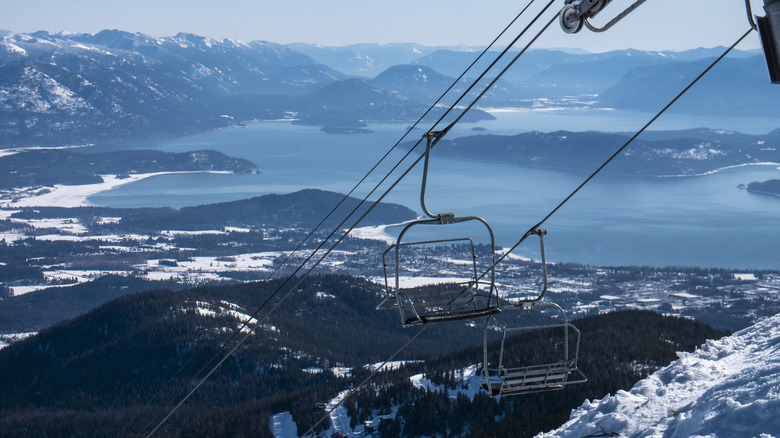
[481,302,586,396]
[379,130,500,326]
[480,230,586,396]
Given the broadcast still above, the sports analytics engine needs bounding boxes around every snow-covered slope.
[538,313,780,438]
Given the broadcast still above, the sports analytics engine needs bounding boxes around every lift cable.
[486,27,756,280]
[132,3,551,437]
[302,325,430,437]
[302,27,755,436]
[259,0,542,284]
[297,11,572,438]
[138,9,754,435]
[125,4,536,433]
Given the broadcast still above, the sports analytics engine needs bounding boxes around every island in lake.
[747,179,780,197]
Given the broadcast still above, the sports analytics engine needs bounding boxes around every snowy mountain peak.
[537,313,780,438]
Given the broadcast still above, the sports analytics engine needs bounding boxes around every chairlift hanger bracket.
[559,0,646,34]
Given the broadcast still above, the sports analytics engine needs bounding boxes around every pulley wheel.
[559,5,583,34]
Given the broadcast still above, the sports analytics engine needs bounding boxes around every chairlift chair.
[377,130,500,327]
[480,229,586,396]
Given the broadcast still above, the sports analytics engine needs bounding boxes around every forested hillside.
[0,274,727,437]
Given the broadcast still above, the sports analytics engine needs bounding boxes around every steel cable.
[298,26,755,438]
[130,2,547,436]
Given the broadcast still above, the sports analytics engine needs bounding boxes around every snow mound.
[537,313,780,438]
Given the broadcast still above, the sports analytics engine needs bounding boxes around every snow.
[0,232,26,243]
[316,291,336,299]
[537,312,780,438]
[0,332,36,350]
[94,216,122,225]
[2,41,28,56]
[735,273,758,281]
[365,360,422,372]
[160,229,226,236]
[348,222,403,244]
[10,217,87,234]
[10,269,130,296]
[319,389,354,437]
[330,367,353,378]
[224,226,251,233]
[599,294,622,300]
[671,291,700,299]
[270,412,299,438]
[393,276,472,288]
[10,283,72,296]
[0,171,229,208]
[411,364,484,400]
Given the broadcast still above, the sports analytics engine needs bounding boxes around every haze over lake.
[89,109,780,270]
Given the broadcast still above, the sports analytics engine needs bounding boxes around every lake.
[88,108,780,270]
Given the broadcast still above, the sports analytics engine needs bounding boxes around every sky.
[0,0,766,52]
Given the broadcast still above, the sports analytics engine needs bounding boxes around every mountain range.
[2,30,777,148]
[2,29,779,438]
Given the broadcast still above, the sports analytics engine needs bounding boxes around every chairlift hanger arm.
[559,0,646,34]
[420,129,455,221]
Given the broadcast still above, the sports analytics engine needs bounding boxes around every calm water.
[88,109,780,269]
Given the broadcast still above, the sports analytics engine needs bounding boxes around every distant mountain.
[412,48,594,87]
[68,30,315,92]
[2,30,775,147]
[263,63,350,94]
[288,77,494,127]
[367,64,458,102]
[522,49,679,96]
[411,47,778,107]
[0,30,318,146]
[1,31,461,147]
[286,43,461,76]
[366,64,515,108]
[425,129,780,177]
[596,55,780,115]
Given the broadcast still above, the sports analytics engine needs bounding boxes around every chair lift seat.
[396,282,500,325]
[482,360,586,396]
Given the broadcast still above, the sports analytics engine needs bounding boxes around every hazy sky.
[0,0,765,52]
